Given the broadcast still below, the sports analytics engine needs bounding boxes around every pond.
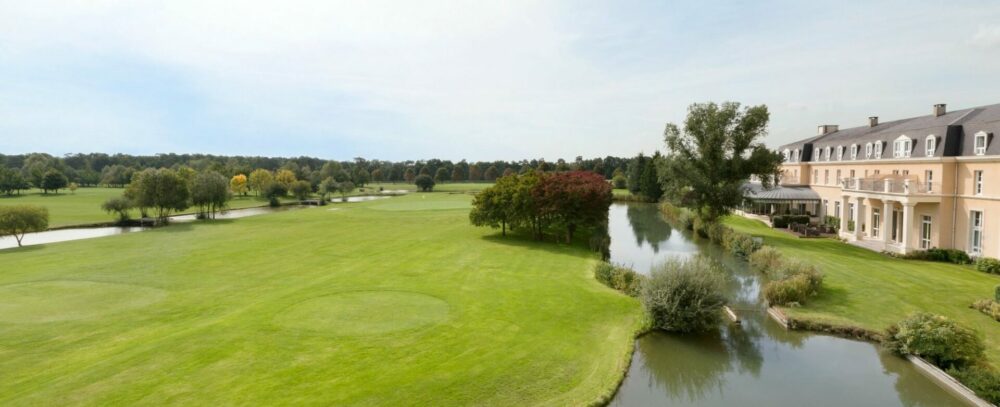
[607,203,966,407]
[0,205,309,250]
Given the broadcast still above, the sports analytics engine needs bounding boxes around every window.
[851,144,859,160]
[836,170,841,184]
[902,170,909,175]
[834,201,841,219]
[872,208,881,238]
[892,170,900,175]
[814,148,820,161]
[874,141,883,159]
[921,216,932,249]
[813,169,818,183]
[848,203,855,231]
[866,143,873,158]
[793,149,799,162]
[824,170,829,184]
[823,199,828,216]
[824,146,832,161]
[836,145,844,160]
[849,169,855,178]
[974,131,988,155]
[925,135,936,157]
[874,169,880,175]
[783,149,790,162]
[974,170,983,195]
[925,170,933,193]
[970,210,983,255]
[893,136,912,158]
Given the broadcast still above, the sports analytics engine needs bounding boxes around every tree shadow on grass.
[154,219,239,234]
[0,244,45,254]
[479,232,596,259]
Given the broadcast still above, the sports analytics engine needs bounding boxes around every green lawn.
[725,216,1000,365]
[0,193,641,405]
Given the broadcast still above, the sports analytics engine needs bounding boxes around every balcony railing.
[840,177,931,195]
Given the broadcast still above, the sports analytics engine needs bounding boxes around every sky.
[2,1,1000,162]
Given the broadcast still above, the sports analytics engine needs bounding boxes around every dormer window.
[836,146,844,160]
[974,131,988,155]
[865,143,873,159]
[925,135,936,157]
[793,149,799,162]
[893,136,912,158]
[850,144,859,159]
[824,146,832,161]
[874,141,883,159]
[814,148,820,161]
[783,149,791,162]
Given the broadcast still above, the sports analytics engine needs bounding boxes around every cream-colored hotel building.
[769,103,999,258]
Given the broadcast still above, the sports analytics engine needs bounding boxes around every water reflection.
[608,202,965,407]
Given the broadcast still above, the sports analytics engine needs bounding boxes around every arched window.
[925,135,936,157]
[893,135,912,158]
[836,145,844,160]
[783,149,791,162]
[874,141,884,159]
[850,144,859,160]
[813,148,820,161]
[974,131,989,155]
[824,146,832,161]
[865,143,873,159]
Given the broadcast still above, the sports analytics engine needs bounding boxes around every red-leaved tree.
[533,171,612,243]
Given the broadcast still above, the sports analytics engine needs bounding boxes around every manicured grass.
[725,215,1000,365]
[0,193,641,405]
[0,188,292,228]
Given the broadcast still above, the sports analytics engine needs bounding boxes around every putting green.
[275,291,451,336]
[0,280,167,323]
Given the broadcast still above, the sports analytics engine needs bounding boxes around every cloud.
[972,24,1000,47]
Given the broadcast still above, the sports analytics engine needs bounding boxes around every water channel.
[607,203,967,406]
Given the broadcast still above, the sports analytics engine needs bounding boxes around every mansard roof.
[779,103,1000,160]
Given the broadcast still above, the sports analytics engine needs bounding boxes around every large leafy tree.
[40,169,68,194]
[191,171,231,219]
[639,152,663,202]
[534,171,612,243]
[230,174,248,196]
[130,168,190,222]
[626,153,646,195]
[660,102,782,223]
[247,169,273,196]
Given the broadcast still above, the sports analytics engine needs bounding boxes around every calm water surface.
[607,203,965,407]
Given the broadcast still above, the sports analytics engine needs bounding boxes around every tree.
[371,168,383,184]
[468,164,482,181]
[320,161,343,181]
[660,102,783,223]
[502,168,515,178]
[353,168,370,187]
[230,174,249,196]
[191,171,231,219]
[434,167,450,183]
[100,164,133,187]
[320,177,338,201]
[263,182,288,207]
[626,153,646,195]
[336,181,355,201]
[484,165,499,181]
[415,174,435,192]
[41,169,68,194]
[419,165,431,176]
[534,171,613,243]
[0,167,29,196]
[274,169,297,189]
[470,174,519,235]
[101,196,133,224]
[68,182,79,194]
[130,168,190,222]
[248,169,273,196]
[290,180,312,200]
[0,205,49,247]
[640,152,664,201]
[404,168,416,183]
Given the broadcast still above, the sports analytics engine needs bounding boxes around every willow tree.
[660,102,782,223]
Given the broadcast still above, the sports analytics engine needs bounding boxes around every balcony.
[840,177,932,196]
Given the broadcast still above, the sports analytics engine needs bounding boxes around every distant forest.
[0,153,632,189]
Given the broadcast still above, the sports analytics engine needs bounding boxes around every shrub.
[749,246,782,275]
[971,299,1000,322]
[771,215,789,228]
[725,231,761,258]
[593,262,642,297]
[901,248,973,265]
[414,174,435,192]
[947,365,1000,405]
[996,285,1000,302]
[101,196,133,223]
[975,257,1000,274]
[763,275,812,306]
[883,313,985,369]
[612,174,627,189]
[641,256,727,333]
[777,261,823,293]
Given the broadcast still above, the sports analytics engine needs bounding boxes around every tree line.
[0,153,631,195]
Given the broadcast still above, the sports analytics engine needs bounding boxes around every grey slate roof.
[742,182,820,202]
[779,103,1000,161]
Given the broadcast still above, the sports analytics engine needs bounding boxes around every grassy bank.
[725,215,1000,365]
[0,192,640,405]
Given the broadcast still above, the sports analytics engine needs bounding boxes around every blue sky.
[2,1,1000,161]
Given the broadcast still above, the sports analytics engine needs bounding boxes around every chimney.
[934,104,946,117]
[869,116,878,127]
[817,125,839,136]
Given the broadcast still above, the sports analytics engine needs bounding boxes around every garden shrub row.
[893,248,972,265]
[971,299,1000,322]
[976,257,1000,274]
[593,262,643,297]
[771,215,810,228]
[704,222,762,258]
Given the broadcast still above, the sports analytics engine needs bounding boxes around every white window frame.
[974,170,984,195]
[921,215,932,249]
[834,201,841,219]
[836,145,844,160]
[872,208,881,238]
[850,144,858,160]
[925,170,933,193]
[970,210,983,255]
[874,141,883,159]
[824,169,829,184]
[814,148,820,161]
[974,131,988,156]
[893,135,912,158]
[925,135,936,157]
[865,142,873,159]
[783,149,791,162]
[793,149,799,162]
[824,146,832,161]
